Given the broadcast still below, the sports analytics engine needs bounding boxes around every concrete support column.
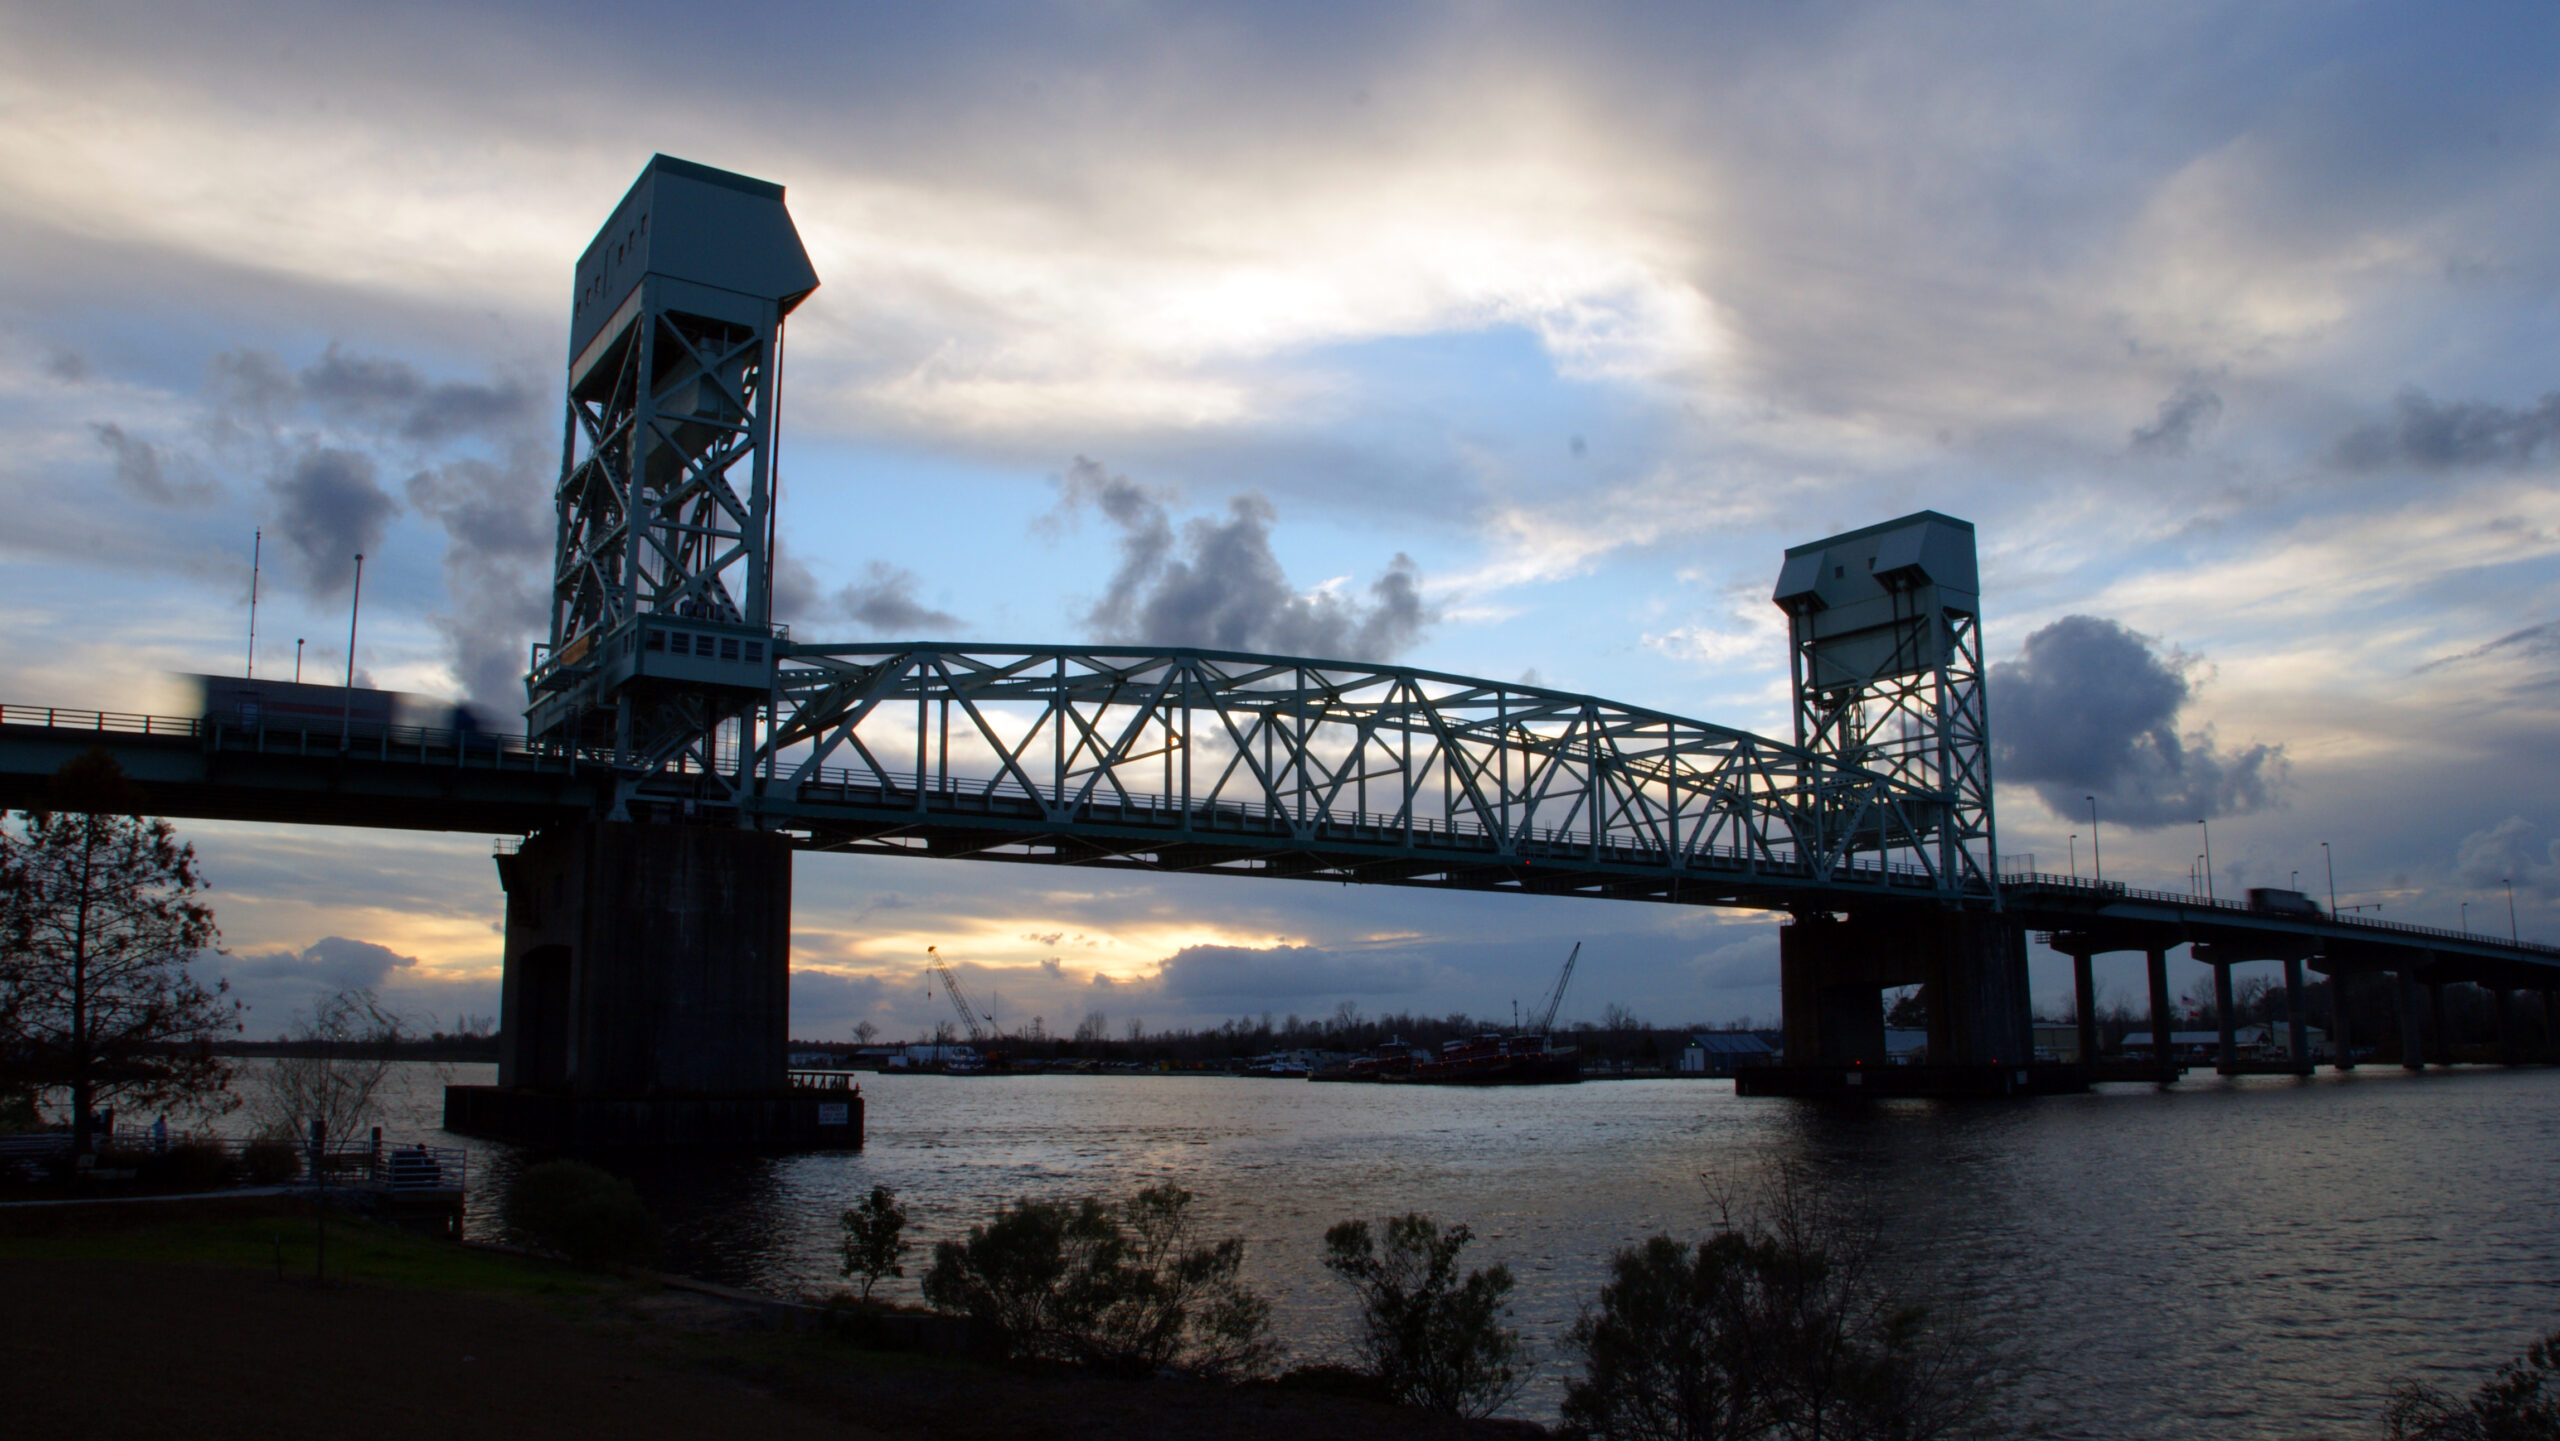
[2073,952,2098,1066]
[2496,989,2518,1067]
[2147,947,2175,1081]
[2427,981,2451,1067]
[2547,990,2560,1063]
[2332,970,2356,1071]
[2283,956,2310,1074]
[2213,962,2238,1075]
[2399,971,2426,1071]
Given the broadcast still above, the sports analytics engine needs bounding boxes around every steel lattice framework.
[678,644,1991,906]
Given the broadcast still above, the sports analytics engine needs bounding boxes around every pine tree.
[0,750,238,1153]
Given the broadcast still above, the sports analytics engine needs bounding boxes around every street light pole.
[2087,796,2101,882]
[2505,878,2517,944]
[339,552,364,747]
[2322,842,2337,915]
[2197,819,2215,903]
[2461,900,2470,936]
[2069,834,2078,878]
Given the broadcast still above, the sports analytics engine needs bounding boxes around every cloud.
[298,342,533,446]
[91,421,217,506]
[835,561,963,636]
[2333,389,2560,472]
[788,969,895,1039]
[1053,456,1436,660]
[1991,615,2285,828]
[404,455,549,707]
[2130,379,2223,456]
[2454,817,2560,901]
[1153,943,1436,1002]
[268,445,398,594]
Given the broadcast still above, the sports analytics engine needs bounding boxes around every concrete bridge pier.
[2428,980,2452,1066]
[2146,947,2176,1082]
[2398,971,2428,1071]
[2212,962,2238,1075]
[1752,908,2061,1095]
[443,819,859,1148]
[2330,969,2358,1071]
[2071,951,2098,1065]
[2283,956,2311,1073]
[2548,990,2560,1062]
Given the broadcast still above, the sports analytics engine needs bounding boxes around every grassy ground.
[0,1197,1548,1441]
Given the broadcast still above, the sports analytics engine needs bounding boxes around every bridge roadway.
[3,698,2555,993]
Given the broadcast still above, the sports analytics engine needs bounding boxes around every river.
[256,1060,2560,1438]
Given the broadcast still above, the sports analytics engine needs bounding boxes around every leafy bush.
[1321,1213,1524,1417]
[241,1137,301,1185]
[1561,1175,2002,1441]
[507,1159,657,1268]
[922,1184,1275,1378]
[2385,1328,2560,1441]
[840,1184,910,1303]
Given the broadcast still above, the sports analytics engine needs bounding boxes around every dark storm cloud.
[2130,380,2224,456]
[1053,456,1436,660]
[270,446,398,593]
[405,455,549,707]
[787,970,894,1039]
[835,562,963,636]
[1153,943,1434,1002]
[299,343,534,445]
[1991,615,2284,828]
[2332,389,2560,472]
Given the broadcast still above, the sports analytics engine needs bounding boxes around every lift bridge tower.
[1767,512,2030,1073]
[456,157,845,1149]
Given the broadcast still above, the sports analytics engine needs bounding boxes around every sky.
[2,0,2555,1040]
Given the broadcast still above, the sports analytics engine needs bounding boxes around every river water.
[278,1060,2559,1438]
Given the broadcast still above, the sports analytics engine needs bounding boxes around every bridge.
[4,154,2553,1139]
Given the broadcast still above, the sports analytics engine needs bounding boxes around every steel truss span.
[732,643,1987,907]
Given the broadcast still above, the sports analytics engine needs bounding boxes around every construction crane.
[1528,942,1582,1037]
[926,945,997,1046]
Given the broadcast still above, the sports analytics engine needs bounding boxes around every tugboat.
[1409,943,1586,1086]
[1314,1037,1428,1082]
[1411,1029,1582,1085]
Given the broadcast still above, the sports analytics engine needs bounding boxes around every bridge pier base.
[2283,957,2311,1074]
[1753,909,2072,1096]
[2147,947,2176,1082]
[2072,952,2098,1064]
[2213,963,2238,1075]
[2399,971,2427,1070]
[2331,969,2357,1071]
[443,820,858,1149]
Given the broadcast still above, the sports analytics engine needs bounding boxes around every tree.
[2385,1328,2560,1441]
[1885,988,1927,1029]
[1322,1213,1525,1417]
[853,1019,880,1047]
[1561,1169,2005,1441]
[923,1184,1274,1378]
[0,750,237,1153]
[249,988,399,1147]
[840,1183,911,1303]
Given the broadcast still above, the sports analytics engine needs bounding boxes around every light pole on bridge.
[2322,841,2337,916]
[2087,795,2101,882]
[2197,818,2215,903]
[2069,834,2077,878]
[2461,900,2470,937]
[2504,878,2516,944]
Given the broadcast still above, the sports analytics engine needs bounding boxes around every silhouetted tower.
[1772,512,1996,894]
[526,155,817,810]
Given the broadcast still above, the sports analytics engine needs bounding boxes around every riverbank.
[0,1197,1545,1441]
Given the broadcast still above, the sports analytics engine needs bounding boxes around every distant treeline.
[805,1005,1773,1068]
[219,1034,499,1061]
